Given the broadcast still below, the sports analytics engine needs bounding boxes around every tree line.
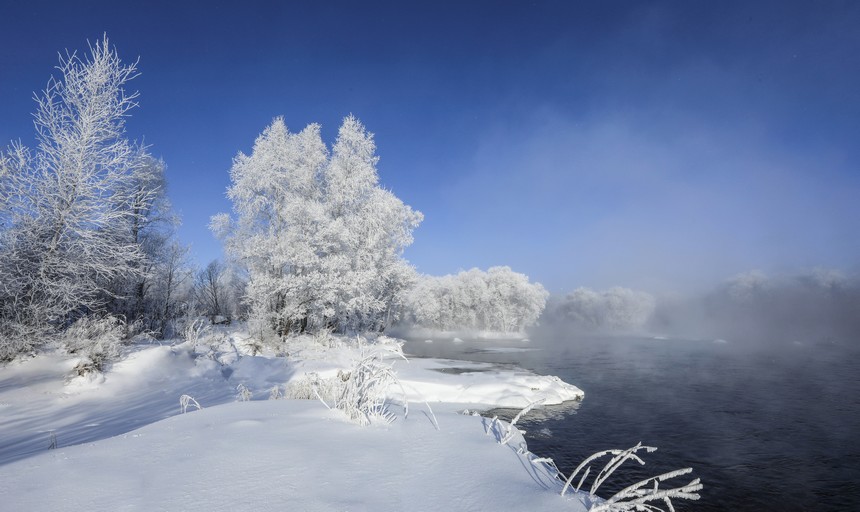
[399,267,549,334]
[1,38,551,363]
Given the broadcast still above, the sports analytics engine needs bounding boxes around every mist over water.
[545,270,860,349]
[403,285,860,511]
[650,271,860,348]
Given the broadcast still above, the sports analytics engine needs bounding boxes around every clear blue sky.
[2,1,858,294]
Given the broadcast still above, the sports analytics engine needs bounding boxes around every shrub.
[64,315,125,374]
[287,339,408,425]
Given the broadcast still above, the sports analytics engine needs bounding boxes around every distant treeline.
[542,270,860,344]
[399,267,548,334]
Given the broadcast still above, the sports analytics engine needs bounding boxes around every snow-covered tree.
[213,115,421,338]
[193,260,233,323]
[550,286,656,332]
[401,267,548,333]
[102,154,179,333]
[0,37,164,359]
[151,241,194,338]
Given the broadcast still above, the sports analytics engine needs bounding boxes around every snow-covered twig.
[560,443,703,512]
[591,468,702,512]
[500,398,545,445]
[179,394,202,413]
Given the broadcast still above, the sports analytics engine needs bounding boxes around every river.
[402,332,860,511]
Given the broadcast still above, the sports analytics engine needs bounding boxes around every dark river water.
[402,333,860,511]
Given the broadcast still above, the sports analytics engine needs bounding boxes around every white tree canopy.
[213,115,421,337]
[0,36,165,357]
[401,267,549,333]
[551,286,656,331]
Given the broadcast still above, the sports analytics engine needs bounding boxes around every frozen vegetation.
[399,267,549,335]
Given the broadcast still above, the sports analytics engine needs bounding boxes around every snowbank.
[0,400,589,511]
[394,357,583,408]
[281,335,584,409]
[0,332,588,510]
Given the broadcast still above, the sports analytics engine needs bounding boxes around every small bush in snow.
[181,318,208,345]
[289,339,408,426]
[236,383,252,402]
[268,385,282,400]
[331,343,406,425]
[179,394,203,413]
[64,315,126,374]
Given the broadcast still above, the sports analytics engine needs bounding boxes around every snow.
[0,400,588,511]
[0,332,587,511]
[394,357,583,408]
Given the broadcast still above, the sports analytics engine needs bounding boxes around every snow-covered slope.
[0,400,589,511]
[0,333,588,510]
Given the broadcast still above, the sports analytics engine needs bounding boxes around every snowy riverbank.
[0,330,590,510]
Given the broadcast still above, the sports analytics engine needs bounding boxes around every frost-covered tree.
[102,154,178,333]
[549,287,656,332]
[324,116,422,332]
[0,37,164,359]
[401,267,548,333]
[151,241,193,337]
[193,260,233,323]
[212,115,421,337]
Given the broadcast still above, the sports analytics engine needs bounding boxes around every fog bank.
[542,269,860,347]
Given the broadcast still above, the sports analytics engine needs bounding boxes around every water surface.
[403,333,860,511]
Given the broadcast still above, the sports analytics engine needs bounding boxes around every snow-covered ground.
[0,329,589,511]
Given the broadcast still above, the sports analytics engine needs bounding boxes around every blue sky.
[1,1,858,293]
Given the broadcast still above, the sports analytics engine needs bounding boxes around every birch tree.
[0,37,161,358]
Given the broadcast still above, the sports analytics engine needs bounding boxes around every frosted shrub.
[561,443,702,511]
[268,385,283,400]
[64,315,125,374]
[0,322,47,362]
[286,372,327,400]
[236,383,252,402]
[179,394,203,413]
[292,340,407,426]
[313,327,339,348]
[339,341,407,425]
[181,318,208,346]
